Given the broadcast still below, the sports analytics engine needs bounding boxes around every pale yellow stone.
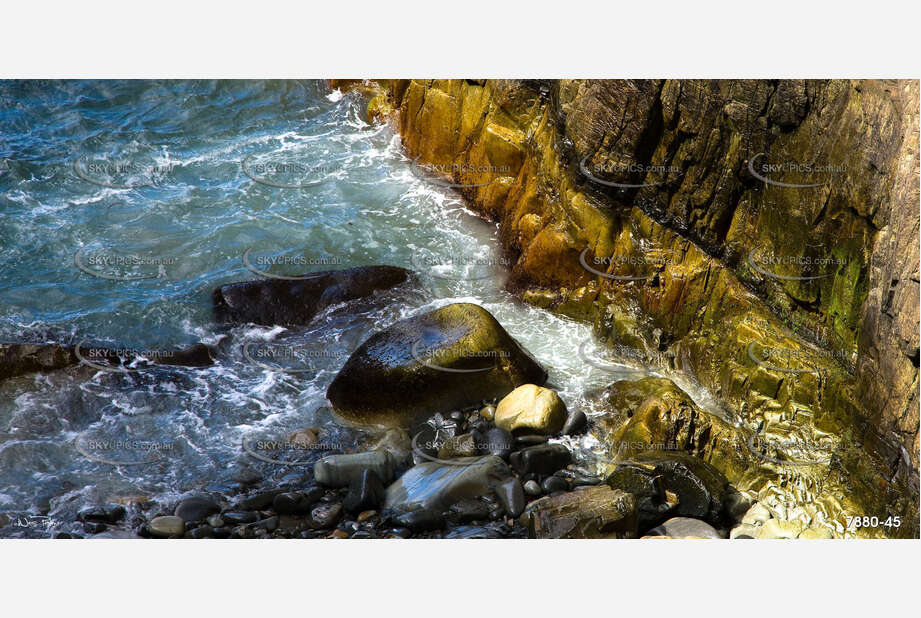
[798,526,835,539]
[756,519,804,539]
[495,384,567,435]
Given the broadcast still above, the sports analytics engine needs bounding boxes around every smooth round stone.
[186,525,216,539]
[274,490,321,515]
[449,411,467,425]
[561,409,587,435]
[222,511,259,525]
[523,480,542,496]
[646,517,723,539]
[206,515,224,528]
[514,434,549,446]
[541,475,570,493]
[357,510,377,523]
[149,515,185,538]
[78,504,126,524]
[494,477,526,517]
[479,405,496,421]
[390,527,412,539]
[310,503,342,528]
[482,427,514,459]
[174,496,220,523]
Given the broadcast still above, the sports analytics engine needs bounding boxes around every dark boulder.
[0,343,78,381]
[327,303,547,427]
[212,265,415,327]
[605,451,729,531]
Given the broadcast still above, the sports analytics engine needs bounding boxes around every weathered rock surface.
[524,485,638,538]
[495,384,567,435]
[212,265,415,327]
[327,303,547,426]
[352,79,919,537]
[0,343,78,381]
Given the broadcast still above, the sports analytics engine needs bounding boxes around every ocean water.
[0,80,654,534]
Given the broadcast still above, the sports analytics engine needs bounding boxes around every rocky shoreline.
[1,79,917,539]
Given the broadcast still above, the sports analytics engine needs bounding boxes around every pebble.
[174,495,221,523]
[310,503,342,528]
[479,405,496,421]
[510,443,572,475]
[646,517,723,539]
[222,511,259,525]
[343,469,386,513]
[494,477,526,517]
[482,427,514,459]
[83,522,106,534]
[394,509,444,532]
[235,490,282,511]
[187,525,216,539]
[357,510,377,523]
[206,515,224,528]
[514,434,549,446]
[273,489,323,515]
[523,480,542,496]
[78,504,126,524]
[328,529,350,539]
[149,515,185,538]
[561,409,587,435]
[541,476,569,494]
[389,527,412,539]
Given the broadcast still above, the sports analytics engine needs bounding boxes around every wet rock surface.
[327,303,547,426]
[212,265,415,327]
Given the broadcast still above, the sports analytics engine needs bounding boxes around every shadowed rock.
[212,265,415,327]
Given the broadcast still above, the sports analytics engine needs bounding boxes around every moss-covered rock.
[327,303,547,427]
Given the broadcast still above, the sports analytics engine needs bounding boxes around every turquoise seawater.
[0,80,654,532]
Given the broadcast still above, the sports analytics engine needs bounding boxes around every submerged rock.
[0,342,78,381]
[212,265,415,327]
[495,384,567,435]
[314,450,397,488]
[605,451,729,530]
[525,485,638,539]
[327,303,547,426]
[384,455,512,514]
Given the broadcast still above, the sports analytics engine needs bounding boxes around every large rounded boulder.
[327,303,547,426]
[212,265,415,327]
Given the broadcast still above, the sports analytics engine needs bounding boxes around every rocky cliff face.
[341,79,919,536]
